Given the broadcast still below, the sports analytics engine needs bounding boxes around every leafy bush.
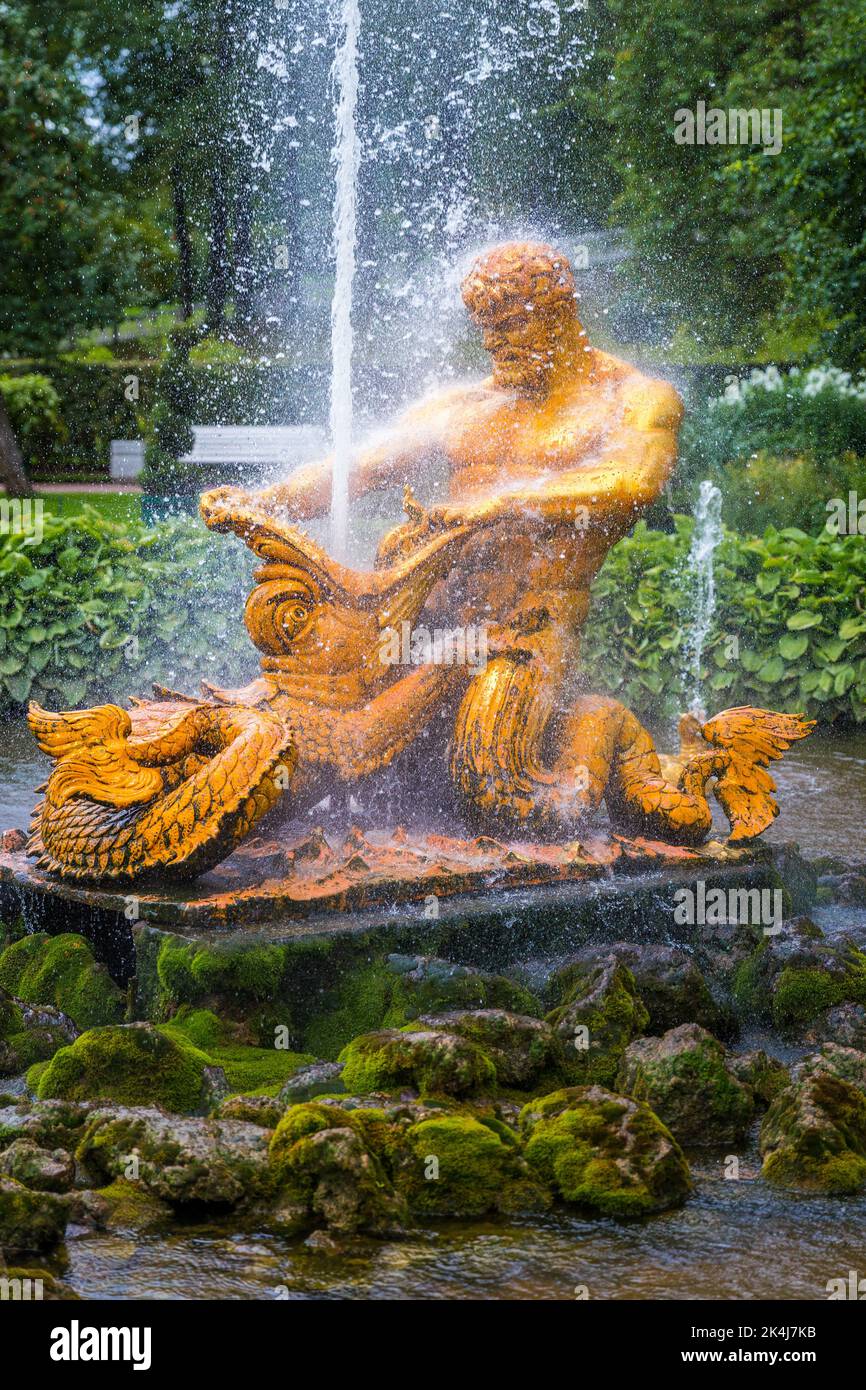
[0,373,67,470]
[0,508,253,715]
[579,518,866,728]
[677,366,866,531]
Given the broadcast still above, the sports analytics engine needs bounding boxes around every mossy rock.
[268,1100,406,1235]
[395,1113,550,1217]
[760,1070,866,1194]
[729,1049,790,1107]
[160,1008,314,1096]
[0,1137,75,1192]
[0,987,81,1077]
[616,1024,755,1147]
[552,943,731,1039]
[805,1003,866,1051]
[0,934,124,1031]
[78,1106,273,1207]
[794,1043,866,1095]
[338,1028,496,1097]
[732,920,866,1034]
[0,1175,68,1251]
[519,1085,691,1218]
[416,1009,562,1088]
[545,958,649,1087]
[35,1023,224,1114]
[95,1177,172,1231]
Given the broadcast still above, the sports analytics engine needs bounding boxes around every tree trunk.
[170,162,195,320]
[0,393,34,497]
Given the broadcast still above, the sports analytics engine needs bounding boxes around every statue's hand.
[426,497,501,530]
[199,485,254,533]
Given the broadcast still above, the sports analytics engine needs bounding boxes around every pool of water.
[52,1170,866,1301]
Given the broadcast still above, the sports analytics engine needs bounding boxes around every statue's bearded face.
[461,241,580,394]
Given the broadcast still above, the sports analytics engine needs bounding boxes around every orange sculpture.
[27,242,813,883]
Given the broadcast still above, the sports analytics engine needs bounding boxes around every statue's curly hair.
[461,241,576,323]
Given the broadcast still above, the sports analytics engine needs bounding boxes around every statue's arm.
[252,392,457,519]
[439,379,683,529]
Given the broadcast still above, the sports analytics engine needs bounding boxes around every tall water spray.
[683,480,723,718]
[328,0,361,559]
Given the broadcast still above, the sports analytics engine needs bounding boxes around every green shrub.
[579,518,866,727]
[0,507,252,713]
[0,374,67,472]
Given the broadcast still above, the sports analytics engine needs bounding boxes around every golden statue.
[27,242,813,883]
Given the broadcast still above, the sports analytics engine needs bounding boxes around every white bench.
[110,425,326,482]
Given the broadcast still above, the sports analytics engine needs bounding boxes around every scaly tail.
[27,700,296,882]
[699,706,815,841]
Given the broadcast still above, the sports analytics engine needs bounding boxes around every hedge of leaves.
[1,509,864,729]
[578,518,866,727]
[0,508,253,716]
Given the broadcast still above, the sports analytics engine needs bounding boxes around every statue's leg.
[450,655,618,829]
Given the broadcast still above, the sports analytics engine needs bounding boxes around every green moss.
[546,961,649,1087]
[761,1072,866,1194]
[156,935,288,1005]
[301,955,540,1062]
[302,961,394,1060]
[158,1008,313,1096]
[0,992,24,1039]
[0,933,124,1030]
[35,1023,216,1113]
[269,1101,357,1181]
[618,1027,754,1145]
[95,1178,172,1230]
[772,964,865,1031]
[397,1113,549,1217]
[25,1061,50,1091]
[0,1175,68,1251]
[520,1087,691,1218]
[338,1029,497,1097]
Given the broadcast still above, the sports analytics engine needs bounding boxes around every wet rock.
[76,1106,272,1207]
[519,1086,691,1218]
[278,1061,345,1105]
[545,957,649,1087]
[93,1178,172,1231]
[732,919,866,1034]
[0,1138,76,1193]
[34,1023,228,1114]
[214,1095,283,1128]
[793,1043,866,1095]
[0,987,80,1076]
[268,1103,407,1235]
[806,1003,866,1051]
[0,933,124,1032]
[394,1111,551,1217]
[728,1050,790,1106]
[760,1066,866,1194]
[617,1024,754,1146]
[0,1099,93,1153]
[338,1028,496,1097]
[383,954,539,1020]
[554,943,732,1039]
[416,1010,561,1087]
[0,1175,68,1251]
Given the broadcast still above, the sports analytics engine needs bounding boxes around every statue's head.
[461,241,584,393]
